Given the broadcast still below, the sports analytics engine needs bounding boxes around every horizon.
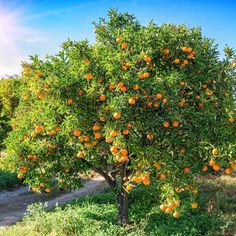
[0,0,236,77]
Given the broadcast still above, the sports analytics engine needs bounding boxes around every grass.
[0,174,235,236]
[0,169,23,190]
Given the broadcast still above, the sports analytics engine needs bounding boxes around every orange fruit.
[173,211,180,218]
[116,37,122,43]
[163,122,170,128]
[92,124,101,131]
[213,164,220,171]
[160,173,167,179]
[39,182,44,188]
[154,162,161,170]
[144,56,151,62]
[110,146,118,154]
[45,188,51,193]
[231,163,236,170]
[126,184,133,191]
[162,98,168,104]
[109,83,115,90]
[202,165,208,171]
[187,47,193,53]
[172,121,180,128]
[209,160,215,166]
[163,49,170,55]
[183,167,190,173]
[229,117,235,123]
[201,84,207,89]
[76,152,84,158]
[113,112,121,120]
[118,82,124,88]
[160,204,167,211]
[99,95,106,101]
[123,129,129,135]
[94,133,102,139]
[183,59,189,65]
[143,72,150,78]
[110,130,118,137]
[133,84,139,90]
[122,42,127,49]
[74,130,81,137]
[67,98,73,105]
[181,47,188,52]
[212,148,219,156]
[99,117,106,122]
[17,174,23,179]
[174,58,180,64]
[225,168,231,175]
[129,98,136,105]
[147,133,154,140]
[191,202,198,209]
[85,73,93,80]
[121,149,128,156]
[120,86,127,92]
[165,207,172,214]
[179,81,185,86]
[156,93,163,100]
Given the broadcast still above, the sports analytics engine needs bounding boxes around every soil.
[0,176,106,226]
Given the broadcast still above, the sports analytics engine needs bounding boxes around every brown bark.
[117,187,129,225]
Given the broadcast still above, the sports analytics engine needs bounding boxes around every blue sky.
[0,0,235,75]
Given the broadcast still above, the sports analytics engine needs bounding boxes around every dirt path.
[0,176,106,226]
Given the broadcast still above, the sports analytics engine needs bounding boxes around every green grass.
[0,169,23,190]
[0,175,235,236]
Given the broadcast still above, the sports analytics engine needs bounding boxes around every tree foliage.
[3,9,236,222]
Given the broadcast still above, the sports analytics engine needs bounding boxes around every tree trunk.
[117,188,129,225]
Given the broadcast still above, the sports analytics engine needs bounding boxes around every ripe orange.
[181,47,188,52]
[99,95,106,101]
[172,121,180,128]
[122,42,127,49]
[17,174,23,179]
[120,86,127,92]
[173,211,180,218]
[183,167,190,173]
[213,164,220,171]
[160,173,167,179]
[116,37,122,43]
[126,184,133,191]
[163,49,170,55]
[109,83,115,90]
[212,148,219,156]
[229,117,235,123]
[183,59,189,65]
[162,98,168,104]
[144,56,151,62]
[113,112,121,120]
[76,152,84,158]
[45,188,51,193]
[39,182,44,188]
[110,130,118,137]
[187,47,193,53]
[231,163,236,170]
[85,73,93,80]
[174,58,180,64]
[147,133,154,140]
[110,146,118,154]
[225,168,231,175]
[163,122,170,128]
[160,204,167,211]
[154,162,161,170]
[165,207,172,214]
[92,124,101,131]
[121,149,128,156]
[123,129,129,135]
[99,117,106,122]
[67,98,73,105]
[143,72,150,78]
[179,81,185,86]
[202,165,208,171]
[74,130,81,137]
[209,160,215,166]
[156,93,163,100]
[133,84,139,90]
[94,133,102,139]
[191,202,198,209]
[129,98,136,105]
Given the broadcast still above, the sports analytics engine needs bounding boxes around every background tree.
[0,77,21,149]
[3,9,236,225]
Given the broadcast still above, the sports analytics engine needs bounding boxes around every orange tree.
[3,10,236,225]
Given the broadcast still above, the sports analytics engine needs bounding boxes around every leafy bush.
[3,9,236,224]
[0,169,23,190]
